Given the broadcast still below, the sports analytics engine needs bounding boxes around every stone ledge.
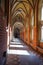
[37,46,43,54]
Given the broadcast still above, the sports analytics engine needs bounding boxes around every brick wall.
[0,7,7,60]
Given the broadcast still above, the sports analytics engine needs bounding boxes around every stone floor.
[6,38,43,65]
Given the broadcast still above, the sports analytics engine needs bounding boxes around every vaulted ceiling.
[9,0,40,26]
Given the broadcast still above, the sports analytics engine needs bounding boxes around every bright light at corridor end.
[7,49,30,56]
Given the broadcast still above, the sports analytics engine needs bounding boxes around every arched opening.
[38,0,43,42]
[14,28,20,38]
[38,0,43,51]
[41,4,43,21]
[41,26,43,41]
[30,10,34,42]
[10,21,24,41]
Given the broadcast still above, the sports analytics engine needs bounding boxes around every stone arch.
[11,22,24,40]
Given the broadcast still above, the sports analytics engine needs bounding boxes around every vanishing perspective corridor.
[0,0,43,65]
[6,38,43,65]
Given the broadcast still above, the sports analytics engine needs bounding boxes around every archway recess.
[10,22,24,41]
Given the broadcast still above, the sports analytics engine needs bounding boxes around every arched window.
[41,5,43,20]
[41,26,43,41]
[38,1,43,42]
[31,11,34,41]
[32,15,34,26]
[40,3,43,42]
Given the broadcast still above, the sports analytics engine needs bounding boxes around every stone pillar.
[33,1,38,49]
[28,25,30,43]
[24,28,26,42]
[26,14,31,44]
[20,31,22,39]
[22,31,24,40]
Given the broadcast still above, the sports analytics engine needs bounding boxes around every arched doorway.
[11,22,24,41]
[14,28,20,38]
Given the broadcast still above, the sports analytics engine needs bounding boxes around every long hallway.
[0,0,43,65]
[6,38,43,65]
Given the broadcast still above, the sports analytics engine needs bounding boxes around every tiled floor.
[6,38,43,65]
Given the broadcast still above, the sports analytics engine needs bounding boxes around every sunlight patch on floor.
[10,45,24,48]
[10,42,22,45]
[7,49,30,55]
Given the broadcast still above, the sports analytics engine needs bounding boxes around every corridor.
[0,0,43,65]
[6,38,43,65]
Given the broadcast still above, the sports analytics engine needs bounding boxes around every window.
[32,16,34,26]
[41,26,43,41]
[31,15,34,40]
[41,6,43,20]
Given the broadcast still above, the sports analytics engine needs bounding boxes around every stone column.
[24,28,26,42]
[27,13,31,44]
[33,0,38,49]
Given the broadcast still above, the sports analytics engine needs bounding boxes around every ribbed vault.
[9,0,39,26]
[13,22,24,31]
